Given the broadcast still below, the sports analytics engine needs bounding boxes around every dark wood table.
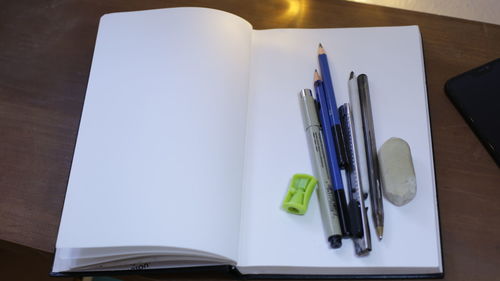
[1,0,499,280]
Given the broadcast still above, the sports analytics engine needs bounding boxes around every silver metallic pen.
[339,103,372,256]
[358,74,384,240]
[299,89,342,248]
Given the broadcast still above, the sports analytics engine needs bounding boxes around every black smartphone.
[445,58,500,166]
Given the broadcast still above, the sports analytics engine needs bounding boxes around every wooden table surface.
[0,0,499,280]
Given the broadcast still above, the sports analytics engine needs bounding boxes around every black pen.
[339,103,372,256]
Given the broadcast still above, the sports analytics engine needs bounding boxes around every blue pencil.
[318,43,348,168]
[314,70,351,237]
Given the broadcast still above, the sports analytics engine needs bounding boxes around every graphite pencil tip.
[314,69,321,82]
[318,43,325,54]
[349,71,354,79]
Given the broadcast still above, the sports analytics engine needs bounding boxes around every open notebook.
[52,7,442,278]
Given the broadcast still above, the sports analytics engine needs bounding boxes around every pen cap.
[299,89,320,129]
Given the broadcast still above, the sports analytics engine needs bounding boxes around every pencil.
[318,43,348,168]
[313,70,351,237]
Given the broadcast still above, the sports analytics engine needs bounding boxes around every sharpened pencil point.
[376,226,384,240]
[314,70,321,82]
[318,43,325,54]
[349,71,354,79]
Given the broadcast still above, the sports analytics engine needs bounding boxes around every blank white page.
[239,26,441,273]
[56,7,252,262]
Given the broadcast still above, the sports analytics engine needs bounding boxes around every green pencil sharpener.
[282,174,317,215]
